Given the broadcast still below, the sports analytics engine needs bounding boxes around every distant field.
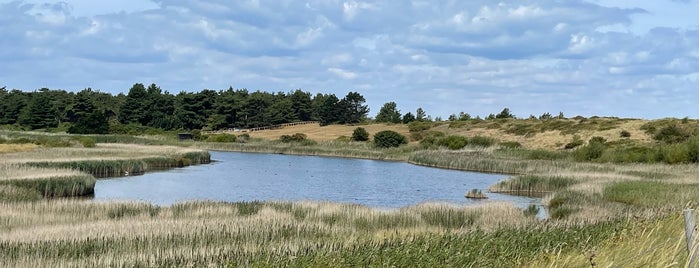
[246,123,411,142]
[243,119,653,150]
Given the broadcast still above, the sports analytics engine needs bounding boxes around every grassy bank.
[0,135,211,199]
[197,140,414,161]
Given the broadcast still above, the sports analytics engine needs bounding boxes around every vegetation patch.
[0,175,95,198]
[351,127,369,142]
[491,175,574,197]
[373,130,408,148]
[603,181,699,208]
[205,133,237,143]
[465,189,487,199]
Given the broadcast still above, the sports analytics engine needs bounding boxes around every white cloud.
[328,68,357,79]
[0,0,697,118]
[342,1,375,21]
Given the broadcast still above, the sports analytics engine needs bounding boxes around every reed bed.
[1,144,210,177]
[0,164,95,198]
[0,200,628,267]
[527,212,692,267]
[198,140,415,161]
[0,143,210,199]
[0,144,37,153]
[408,148,699,224]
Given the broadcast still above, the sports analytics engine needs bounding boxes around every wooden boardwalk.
[202,121,319,135]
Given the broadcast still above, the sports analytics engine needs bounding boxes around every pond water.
[95,151,542,211]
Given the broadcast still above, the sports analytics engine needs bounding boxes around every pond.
[95,151,542,211]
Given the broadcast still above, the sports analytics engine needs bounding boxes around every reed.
[0,143,210,199]
[198,140,416,161]
[0,200,628,267]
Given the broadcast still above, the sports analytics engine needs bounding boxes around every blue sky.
[1,0,698,119]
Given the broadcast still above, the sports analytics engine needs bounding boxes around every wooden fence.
[202,121,319,135]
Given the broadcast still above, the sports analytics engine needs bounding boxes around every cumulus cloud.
[0,0,697,118]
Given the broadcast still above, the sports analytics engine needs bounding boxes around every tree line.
[3,83,536,135]
[0,84,375,134]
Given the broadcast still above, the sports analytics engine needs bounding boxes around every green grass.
[0,175,95,197]
[491,175,575,197]
[25,152,210,177]
[603,181,699,208]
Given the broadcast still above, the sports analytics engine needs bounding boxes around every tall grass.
[490,175,575,197]
[1,143,210,199]
[0,200,634,267]
[0,165,94,198]
[198,140,416,161]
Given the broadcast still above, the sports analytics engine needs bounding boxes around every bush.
[499,141,522,149]
[620,130,631,138]
[418,131,446,148]
[440,135,468,150]
[207,134,237,143]
[351,127,370,141]
[374,130,408,148]
[408,121,432,132]
[280,133,308,143]
[588,136,606,145]
[78,137,96,148]
[469,136,496,147]
[573,142,606,161]
[237,133,250,143]
[564,139,583,149]
[653,125,690,144]
[523,205,540,218]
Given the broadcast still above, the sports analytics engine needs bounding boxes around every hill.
[242,118,661,150]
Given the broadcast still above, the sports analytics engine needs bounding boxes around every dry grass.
[0,164,85,181]
[526,212,692,267]
[236,119,652,150]
[0,144,37,153]
[245,123,411,142]
[435,119,653,150]
[0,200,536,266]
[0,143,203,164]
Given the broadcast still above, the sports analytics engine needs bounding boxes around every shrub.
[408,121,433,132]
[78,137,96,148]
[523,205,540,218]
[280,133,308,143]
[418,131,446,148]
[564,139,583,149]
[237,133,250,143]
[573,142,606,161]
[499,141,522,149]
[190,129,202,141]
[588,136,606,145]
[374,130,408,148]
[662,144,690,164]
[207,134,237,143]
[440,135,468,150]
[653,125,690,144]
[351,127,370,141]
[620,130,631,138]
[469,136,496,147]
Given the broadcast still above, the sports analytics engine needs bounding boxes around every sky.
[0,0,698,119]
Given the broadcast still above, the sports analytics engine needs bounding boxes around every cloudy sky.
[1,0,698,119]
